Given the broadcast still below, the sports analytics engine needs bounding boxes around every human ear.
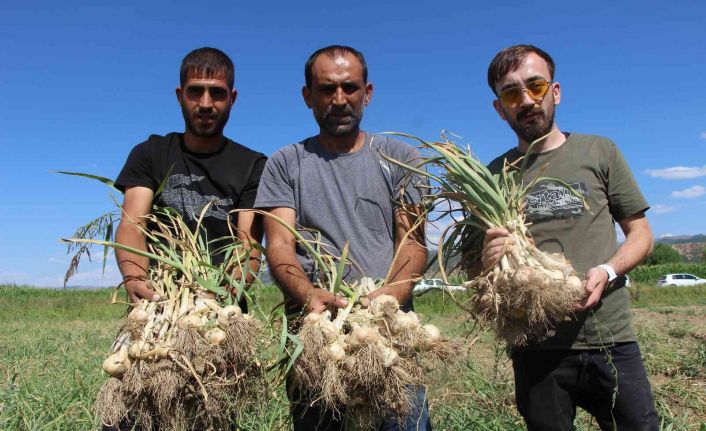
[493,99,507,121]
[552,82,561,105]
[364,82,373,106]
[302,86,313,108]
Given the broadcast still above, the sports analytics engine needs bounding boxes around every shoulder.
[370,133,416,153]
[369,134,419,161]
[126,132,181,159]
[487,148,517,173]
[566,132,616,151]
[268,138,314,164]
[136,132,180,150]
[223,137,267,163]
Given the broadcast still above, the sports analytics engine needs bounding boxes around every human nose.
[518,88,537,106]
[199,90,214,109]
[332,87,346,106]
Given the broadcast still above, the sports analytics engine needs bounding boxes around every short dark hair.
[180,47,234,90]
[304,45,368,88]
[487,45,555,94]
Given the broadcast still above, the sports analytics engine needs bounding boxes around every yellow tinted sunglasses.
[499,79,553,108]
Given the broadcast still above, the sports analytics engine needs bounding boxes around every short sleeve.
[397,145,427,206]
[606,143,649,221]
[253,148,296,209]
[115,143,158,192]
[237,156,267,209]
[374,137,427,208]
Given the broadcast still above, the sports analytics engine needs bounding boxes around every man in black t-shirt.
[114,47,266,304]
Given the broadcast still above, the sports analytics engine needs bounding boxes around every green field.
[1,284,705,430]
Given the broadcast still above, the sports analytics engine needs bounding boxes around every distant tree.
[642,243,683,265]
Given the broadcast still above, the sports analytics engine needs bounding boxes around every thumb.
[134,284,161,302]
[334,296,349,308]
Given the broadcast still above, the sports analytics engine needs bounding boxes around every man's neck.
[317,129,366,155]
[517,125,565,154]
[183,131,225,154]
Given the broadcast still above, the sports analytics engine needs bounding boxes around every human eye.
[185,86,205,99]
[208,87,229,101]
[499,85,522,105]
[317,84,336,94]
[527,78,548,90]
[342,82,360,94]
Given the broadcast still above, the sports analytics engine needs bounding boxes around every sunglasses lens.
[499,79,551,107]
[499,87,523,107]
[526,80,550,99]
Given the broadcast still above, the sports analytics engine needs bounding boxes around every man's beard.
[507,104,555,144]
[315,104,364,137]
[182,105,230,137]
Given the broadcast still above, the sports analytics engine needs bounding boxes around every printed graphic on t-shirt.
[160,174,233,221]
[525,181,588,221]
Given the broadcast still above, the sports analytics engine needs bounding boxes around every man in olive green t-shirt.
[476,45,659,430]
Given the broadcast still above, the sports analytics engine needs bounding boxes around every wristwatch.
[597,263,618,282]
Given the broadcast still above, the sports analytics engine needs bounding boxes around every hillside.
[658,234,706,245]
[657,234,706,263]
[670,242,706,263]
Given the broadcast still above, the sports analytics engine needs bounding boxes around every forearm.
[607,213,653,276]
[235,210,264,283]
[382,239,427,304]
[266,243,316,307]
[115,221,150,282]
[377,206,427,303]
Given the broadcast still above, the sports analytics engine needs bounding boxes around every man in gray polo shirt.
[254,45,430,430]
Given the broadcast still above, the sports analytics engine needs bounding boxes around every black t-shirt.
[115,132,267,264]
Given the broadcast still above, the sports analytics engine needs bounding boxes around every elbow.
[646,238,655,256]
[643,226,654,256]
[114,220,129,242]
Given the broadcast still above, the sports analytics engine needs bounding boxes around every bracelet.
[597,264,618,282]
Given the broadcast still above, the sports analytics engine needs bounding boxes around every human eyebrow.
[499,82,521,92]
[525,76,548,84]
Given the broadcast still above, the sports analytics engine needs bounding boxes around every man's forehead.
[497,54,551,87]
[311,53,364,81]
[183,74,230,87]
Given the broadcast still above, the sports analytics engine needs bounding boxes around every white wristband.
[597,264,618,282]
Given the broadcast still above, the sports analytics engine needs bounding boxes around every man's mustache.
[517,107,544,121]
[324,106,354,117]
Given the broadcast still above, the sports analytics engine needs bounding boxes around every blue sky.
[1,0,704,287]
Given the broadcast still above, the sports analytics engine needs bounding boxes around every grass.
[1,283,705,430]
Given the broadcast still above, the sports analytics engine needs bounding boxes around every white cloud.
[645,166,706,179]
[701,132,706,140]
[425,199,466,249]
[426,218,451,249]
[671,185,706,199]
[652,204,676,214]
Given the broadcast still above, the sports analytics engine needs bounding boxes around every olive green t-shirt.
[486,132,649,350]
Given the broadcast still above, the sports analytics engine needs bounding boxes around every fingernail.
[153,294,162,301]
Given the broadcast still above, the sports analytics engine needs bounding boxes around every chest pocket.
[355,197,388,233]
